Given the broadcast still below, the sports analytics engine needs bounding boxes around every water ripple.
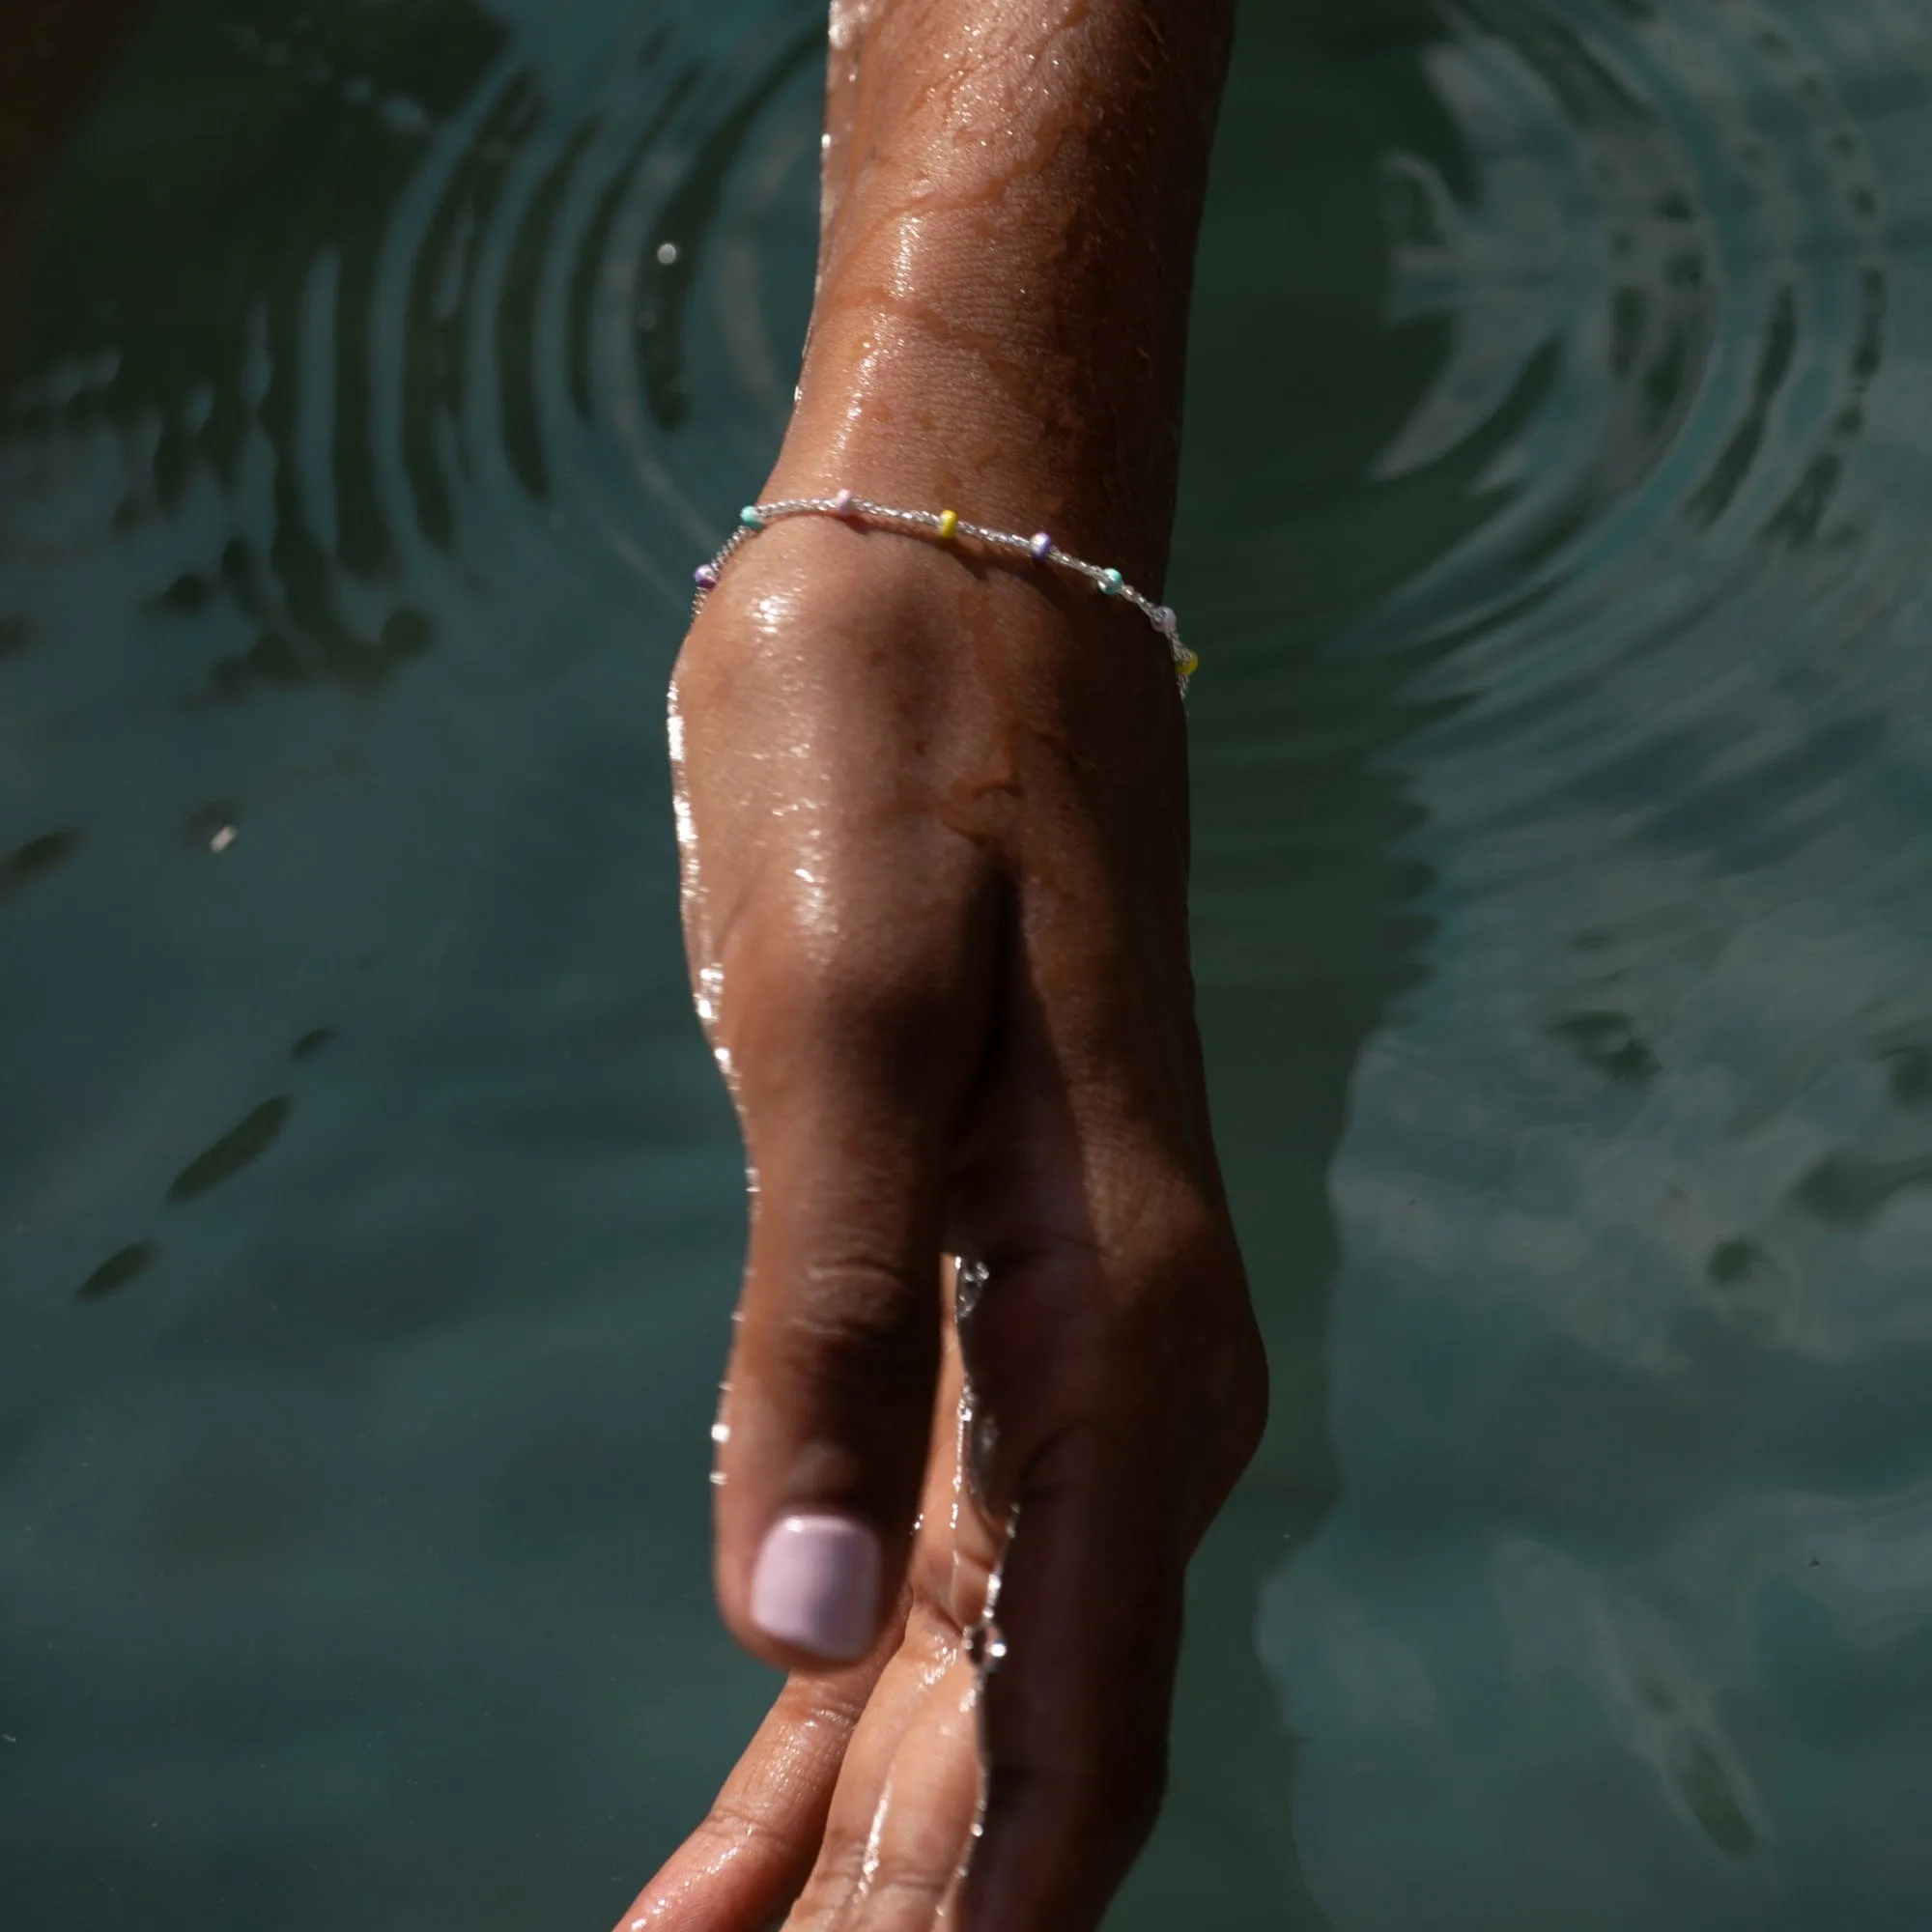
[0,0,822,699]
[1232,1,1932,1921]
[7,1,1932,1925]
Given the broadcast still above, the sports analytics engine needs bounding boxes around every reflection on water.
[2,0,1931,1926]
[1236,1,1932,1926]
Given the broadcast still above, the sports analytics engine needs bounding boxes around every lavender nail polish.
[750,1514,881,1662]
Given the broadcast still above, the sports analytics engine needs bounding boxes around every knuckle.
[687,1795,802,1872]
[1115,1201,1252,1362]
[1181,1278,1267,1506]
[787,1857,857,1930]
[967,1198,1265,1513]
[1104,1196,1267,1501]
[786,1813,957,1926]
[1178,1250,1267,1443]
[867,1859,953,1916]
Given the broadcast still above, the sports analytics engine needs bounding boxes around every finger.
[711,874,1001,1672]
[613,1639,893,1932]
[785,1293,1007,1931]
[960,1403,1186,1932]
[948,1217,1258,1932]
[784,1603,983,1931]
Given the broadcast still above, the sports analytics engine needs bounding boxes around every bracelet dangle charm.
[691,493,1200,695]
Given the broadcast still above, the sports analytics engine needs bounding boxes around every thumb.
[710,949,993,1671]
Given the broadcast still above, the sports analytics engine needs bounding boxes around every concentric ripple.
[0,0,823,698]
[0,9,831,1925]
[7,2,1932,1928]
[1208,3,1932,1924]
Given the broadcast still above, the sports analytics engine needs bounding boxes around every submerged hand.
[615,513,1264,1931]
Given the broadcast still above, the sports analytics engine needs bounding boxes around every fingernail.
[750,1514,881,1662]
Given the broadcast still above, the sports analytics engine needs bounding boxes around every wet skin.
[619,4,1261,1929]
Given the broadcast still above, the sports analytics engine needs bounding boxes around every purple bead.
[1153,605,1178,636]
[1030,532,1054,561]
[832,488,855,516]
[694,563,719,590]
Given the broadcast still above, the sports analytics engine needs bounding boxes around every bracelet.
[691,491,1200,694]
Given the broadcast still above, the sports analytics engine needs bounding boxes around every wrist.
[685,491,1191,731]
[766,398,1154,592]
[772,278,1184,590]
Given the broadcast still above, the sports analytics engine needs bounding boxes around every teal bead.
[1100,567,1124,596]
[739,505,765,529]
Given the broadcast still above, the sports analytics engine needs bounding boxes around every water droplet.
[955,1258,990,1321]
[655,241,680,266]
[965,1618,1007,1670]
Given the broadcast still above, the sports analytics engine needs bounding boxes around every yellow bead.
[1179,649,1201,677]
[937,509,959,539]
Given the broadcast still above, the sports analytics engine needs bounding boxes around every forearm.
[775,0,1237,587]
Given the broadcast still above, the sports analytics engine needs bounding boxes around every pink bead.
[694,563,719,590]
[1153,606,1178,636]
[832,489,855,516]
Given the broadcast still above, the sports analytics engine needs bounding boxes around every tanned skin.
[620,5,1259,1929]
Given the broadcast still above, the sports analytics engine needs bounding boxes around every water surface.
[4,1,1931,1925]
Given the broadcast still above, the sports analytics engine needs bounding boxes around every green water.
[4,1,1930,1925]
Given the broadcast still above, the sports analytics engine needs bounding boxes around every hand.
[615,510,1265,1931]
